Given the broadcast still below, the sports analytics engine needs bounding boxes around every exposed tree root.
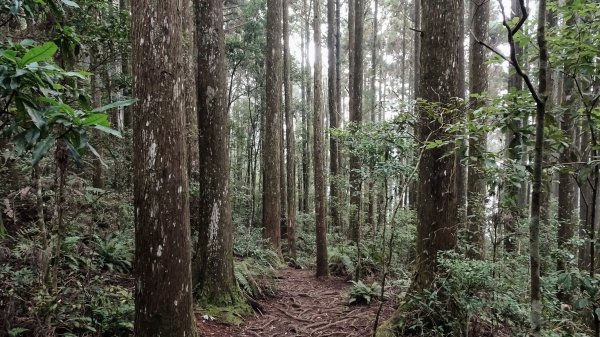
[197,268,397,336]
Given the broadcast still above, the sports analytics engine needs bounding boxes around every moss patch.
[196,287,252,325]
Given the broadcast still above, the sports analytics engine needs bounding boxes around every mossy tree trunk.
[192,0,244,310]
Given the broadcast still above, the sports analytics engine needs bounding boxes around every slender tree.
[283,0,297,258]
[503,0,525,253]
[131,0,195,335]
[348,0,363,245]
[408,0,421,210]
[314,0,328,277]
[327,0,340,233]
[183,0,198,180]
[264,0,283,253]
[466,0,490,259]
[556,2,577,281]
[531,0,548,333]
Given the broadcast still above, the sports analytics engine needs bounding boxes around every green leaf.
[19,42,58,67]
[24,128,40,144]
[92,99,136,113]
[62,71,87,79]
[82,113,109,127]
[61,0,80,7]
[24,103,46,129]
[8,327,29,337]
[88,143,107,168]
[94,125,122,138]
[574,297,590,309]
[9,0,23,15]
[32,137,55,165]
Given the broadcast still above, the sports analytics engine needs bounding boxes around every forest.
[1,0,599,336]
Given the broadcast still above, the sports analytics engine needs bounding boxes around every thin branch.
[497,0,544,106]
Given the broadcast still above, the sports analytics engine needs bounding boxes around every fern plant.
[347,280,381,305]
[93,232,133,273]
[328,245,355,277]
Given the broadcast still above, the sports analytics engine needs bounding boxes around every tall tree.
[556,1,577,281]
[328,0,340,233]
[412,0,464,291]
[301,0,313,215]
[264,0,283,253]
[131,0,195,335]
[409,0,421,210]
[466,0,490,259]
[193,0,243,308]
[348,0,364,246]
[314,0,328,277]
[531,0,548,333]
[503,0,525,253]
[283,0,297,258]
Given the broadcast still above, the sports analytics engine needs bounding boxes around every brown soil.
[196,268,397,337]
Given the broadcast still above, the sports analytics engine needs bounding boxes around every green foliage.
[331,118,416,181]
[328,244,355,277]
[1,40,132,165]
[233,226,281,299]
[92,230,133,273]
[347,280,381,305]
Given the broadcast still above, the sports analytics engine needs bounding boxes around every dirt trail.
[197,268,396,337]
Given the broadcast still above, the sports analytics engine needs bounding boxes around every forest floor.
[196,268,397,337]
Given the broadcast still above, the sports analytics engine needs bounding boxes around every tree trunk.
[412,0,463,291]
[455,0,467,226]
[531,0,549,333]
[264,0,283,253]
[192,0,244,309]
[409,0,420,211]
[183,0,198,180]
[556,3,577,289]
[120,0,133,129]
[328,0,340,234]
[348,0,363,246]
[131,0,195,334]
[314,0,329,277]
[503,0,526,254]
[91,53,104,189]
[466,0,490,260]
[579,127,592,270]
[283,0,297,259]
[302,0,313,215]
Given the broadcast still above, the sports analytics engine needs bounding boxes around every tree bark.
[466,0,490,260]
[131,0,195,334]
[193,0,243,308]
[556,2,577,288]
[348,0,363,246]
[328,0,340,234]
[264,0,283,253]
[531,0,549,333]
[412,0,463,291]
[314,0,329,277]
[184,0,198,180]
[283,0,297,259]
[503,0,525,254]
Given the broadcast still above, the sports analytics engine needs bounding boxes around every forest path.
[196,268,396,336]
